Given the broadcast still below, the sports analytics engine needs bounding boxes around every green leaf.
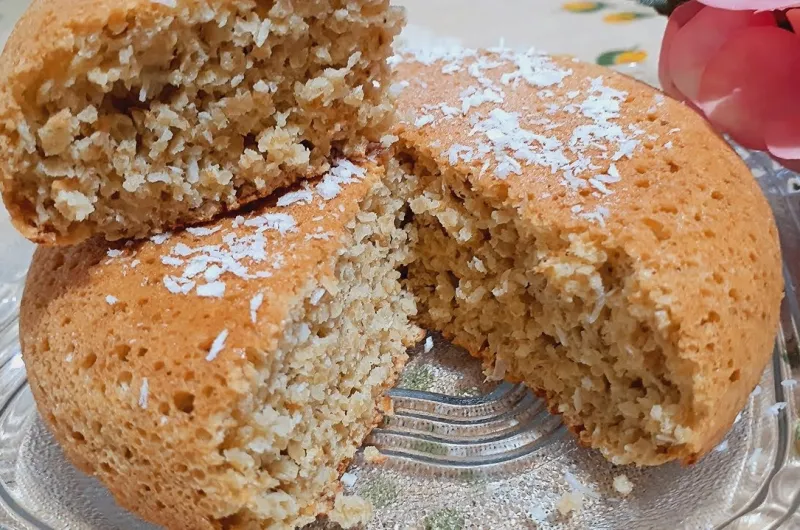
[596,50,621,67]
[596,47,648,66]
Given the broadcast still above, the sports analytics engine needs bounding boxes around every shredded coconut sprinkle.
[250,293,264,323]
[500,48,572,88]
[135,160,366,314]
[196,281,226,298]
[395,47,645,225]
[186,226,222,237]
[206,330,229,362]
[580,206,611,227]
[139,378,149,409]
[310,288,326,305]
[766,402,788,417]
[565,470,600,500]
[341,472,358,488]
[277,188,314,207]
[556,492,584,516]
[158,213,296,299]
[316,160,367,200]
[749,447,764,473]
[470,108,568,179]
[527,504,548,524]
[150,233,171,245]
[613,474,633,496]
[414,114,435,128]
[105,295,118,305]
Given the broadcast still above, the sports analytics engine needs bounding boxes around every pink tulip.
[659,0,800,169]
[700,0,800,10]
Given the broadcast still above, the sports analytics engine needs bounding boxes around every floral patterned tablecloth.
[399,0,666,84]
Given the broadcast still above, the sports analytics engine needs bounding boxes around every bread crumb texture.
[21,159,419,529]
[556,491,584,517]
[0,0,403,243]
[613,474,633,496]
[391,47,783,466]
[362,445,387,465]
[328,494,373,528]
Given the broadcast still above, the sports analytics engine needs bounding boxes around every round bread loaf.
[390,47,783,466]
[19,45,785,530]
[20,159,420,529]
[0,0,403,244]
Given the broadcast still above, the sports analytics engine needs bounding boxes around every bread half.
[0,0,403,244]
[391,48,784,466]
[20,159,420,529]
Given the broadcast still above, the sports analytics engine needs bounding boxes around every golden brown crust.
[20,161,389,529]
[0,0,148,96]
[3,183,265,245]
[393,50,783,464]
[0,0,402,245]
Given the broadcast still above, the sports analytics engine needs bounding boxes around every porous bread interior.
[395,152,694,466]
[209,177,417,529]
[6,0,401,241]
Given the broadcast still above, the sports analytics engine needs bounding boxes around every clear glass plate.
[0,2,799,530]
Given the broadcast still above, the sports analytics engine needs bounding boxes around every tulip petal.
[775,157,800,172]
[671,0,706,26]
[668,7,775,102]
[766,114,800,162]
[697,26,800,151]
[788,8,800,32]
[659,1,705,97]
[700,0,800,10]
